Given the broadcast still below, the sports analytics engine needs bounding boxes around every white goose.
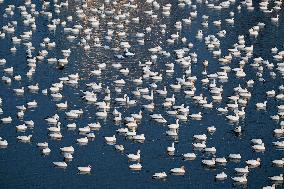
[167,142,175,153]
[168,119,179,129]
[48,122,61,133]
[202,159,215,167]
[56,101,68,109]
[104,135,116,143]
[246,158,261,167]
[215,172,227,180]
[115,145,124,152]
[17,135,32,142]
[0,138,8,147]
[78,165,91,173]
[42,148,51,155]
[129,163,142,170]
[153,172,167,179]
[127,150,141,161]
[60,146,74,154]
[77,137,88,145]
[231,175,247,183]
[170,166,185,175]
[183,153,196,160]
[16,124,27,131]
[37,142,48,148]
[256,101,267,109]
[53,162,67,168]
[1,116,12,123]
[269,174,283,182]
[235,166,249,174]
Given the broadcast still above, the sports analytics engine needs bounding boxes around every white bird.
[16,124,27,131]
[104,135,116,143]
[235,166,249,174]
[37,142,48,148]
[183,153,196,160]
[53,162,67,168]
[77,137,88,145]
[60,146,74,154]
[170,166,185,175]
[167,142,175,153]
[269,174,283,182]
[115,145,124,152]
[127,150,141,161]
[17,135,32,142]
[246,158,261,167]
[215,172,227,180]
[153,172,167,179]
[231,175,247,183]
[1,116,12,123]
[78,165,91,173]
[42,147,51,155]
[129,163,142,170]
[0,138,8,147]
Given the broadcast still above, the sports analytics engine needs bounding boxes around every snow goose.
[17,135,32,142]
[77,137,88,145]
[183,153,196,160]
[231,175,247,183]
[235,166,249,174]
[1,116,12,123]
[246,158,261,168]
[215,172,227,180]
[153,172,167,179]
[60,146,74,154]
[170,166,185,175]
[269,174,283,182]
[104,135,116,144]
[115,145,124,152]
[127,150,141,161]
[0,138,8,147]
[129,163,142,170]
[53,162,67,168]
[167,142,175,153]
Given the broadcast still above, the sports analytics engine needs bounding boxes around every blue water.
[0,0,283,188]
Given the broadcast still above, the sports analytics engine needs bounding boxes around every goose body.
[53,162,67,168]
[17,135,32,142]
[37,142,48,148]
[235,166,249,174]
[1,116,12,123]
[215,172,227,180]
[16,124,27,131]
[0,139,8,146]
[77,137,88,144]
[153,172,167,179]
[167,142,175,153]
[183,153,196,160]
[129,163,142,170]
[232,175,247,183]
[170,166,185,174]
[60,146,74,153]
[127,150,141,161]
[78,165,91,173]
[42,147,51,155]
[104,135,116,143]
[269,174,283,181]
[246,158,261,167]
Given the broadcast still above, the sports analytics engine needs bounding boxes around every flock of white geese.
[0,0,283,188]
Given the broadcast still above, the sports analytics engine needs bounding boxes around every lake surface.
[0,0,283,188]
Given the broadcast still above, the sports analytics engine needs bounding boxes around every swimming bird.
[78,165,91,173]
[127,150,141,161]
